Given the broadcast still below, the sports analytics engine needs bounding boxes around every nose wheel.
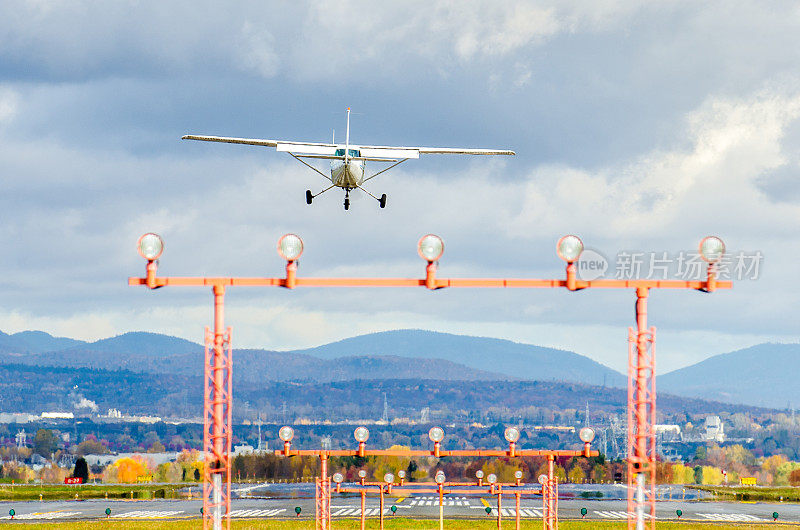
[344,189,350,210]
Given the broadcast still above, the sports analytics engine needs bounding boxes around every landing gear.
[379,194,387,209]
[344,188,351,210]
[306,190,313,205]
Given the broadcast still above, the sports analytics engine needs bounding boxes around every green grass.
[0,520,799,529]
[0,484,187,501]
[693,485,800,503]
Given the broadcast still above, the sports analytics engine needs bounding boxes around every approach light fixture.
[332,473,344,484]
[504,426,521,443]
[556,235,584,263]
[397,470,406,479]
[428,426,445,443]
[538,474,548,485]
[699,236,726,263]
[418,234,444,262]
[277,233,304,261]
[278,426,294,442]
[579,426,596,444]
[358,469,368,479]
[384,473,395,484]
[475,470,485,479]
[514,470,523,480]
[354,426,370,443]
[137,233,164,261]
[435,471,446,484]
[487,473,497,485]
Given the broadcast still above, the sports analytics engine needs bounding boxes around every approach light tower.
[131,231,729,530]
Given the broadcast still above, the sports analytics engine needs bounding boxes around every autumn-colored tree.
[106,456,152,483]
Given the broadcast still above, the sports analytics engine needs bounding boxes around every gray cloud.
[0,1,798,372]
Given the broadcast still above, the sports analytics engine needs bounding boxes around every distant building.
[15,429,27,447]
[0,412,37,423]
[703,416,725,443]
[654,424,682,442]
[232,444,254,457]
[41,412,74,420]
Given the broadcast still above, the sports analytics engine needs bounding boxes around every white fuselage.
[330,149,365,188]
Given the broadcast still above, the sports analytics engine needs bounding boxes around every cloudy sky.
[0,1,798,373]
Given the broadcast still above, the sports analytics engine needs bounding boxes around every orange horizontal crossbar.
[338,487,543,495]
[129,276,732,290]
[279,449,596,458]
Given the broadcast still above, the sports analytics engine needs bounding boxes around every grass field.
[0,484,187,501]
[0,520,798,529]
[694,485,800,503]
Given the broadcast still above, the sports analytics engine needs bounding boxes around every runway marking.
[594,510,654,519]
[229,509,286,518]
[395,497,406,503]
[0,511,82,520]
[111,510,185,519]
[697,512,763,521]
[500,508,543,517]
[331,508,381,516]
[480,498,491,508]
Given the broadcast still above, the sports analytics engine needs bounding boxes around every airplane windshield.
[334,148,360,157]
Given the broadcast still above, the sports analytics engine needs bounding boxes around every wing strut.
[288,153,332,183]
[362,158,409,184]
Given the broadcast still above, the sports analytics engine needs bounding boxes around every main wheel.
[306,190,313,205]
[344,197,350,210]
[379,194,387,209]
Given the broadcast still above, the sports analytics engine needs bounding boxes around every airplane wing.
[358,144,515,158]
[182,135,338,155]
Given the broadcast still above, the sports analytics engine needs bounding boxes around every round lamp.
[278,426,294,442]
[418,234,444,262]
[699,236,725,263]
[556,235,584,263]
[428,426,445,443]
[137,233,164,261]
[354,426,370,443]
[277,234,304,261]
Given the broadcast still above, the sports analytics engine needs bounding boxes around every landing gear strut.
[344,189,350,210]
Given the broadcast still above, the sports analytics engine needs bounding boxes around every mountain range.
[0,328,796,408]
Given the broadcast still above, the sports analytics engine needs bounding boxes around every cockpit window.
[334,148,360,157]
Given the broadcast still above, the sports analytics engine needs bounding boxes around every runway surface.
[0,487,796,523]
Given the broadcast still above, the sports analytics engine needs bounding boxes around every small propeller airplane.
[182,108,515,210]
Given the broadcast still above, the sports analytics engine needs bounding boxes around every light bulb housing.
[332,473,344,484]
[487,473,497,485]
[418,234,444,262]
[538,474,548,485]
[428,426,445,443]
[354,426,370,443]
[579,426,596,444]
[435,472,446,484]
[358,470,367,479]
[515,470,523,480]
[504,426,521,443]
[278,426,294,442]
[277,233,304,261]
[137,233,164,261]
[699,236,726,263]
[557,235,584,263]
[475,470,485,479]
[398,470,406,479]
[384,473,395,484]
